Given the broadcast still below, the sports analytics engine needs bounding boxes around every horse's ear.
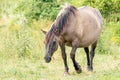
[54,29,59,36]
[41,29,47,34]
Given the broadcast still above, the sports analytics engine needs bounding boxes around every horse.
[41,5,103,74]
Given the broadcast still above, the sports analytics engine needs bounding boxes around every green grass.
[0,21,120,80]
[0,47,120,80]
[0,16,120,80]
[39,48,120,80]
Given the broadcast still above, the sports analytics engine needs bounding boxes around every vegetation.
[0,0,120,80]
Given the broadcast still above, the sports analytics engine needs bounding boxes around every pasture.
[0,20,120,80]
[0,0,120,80]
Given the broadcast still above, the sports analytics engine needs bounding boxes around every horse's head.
[41,29,58,63]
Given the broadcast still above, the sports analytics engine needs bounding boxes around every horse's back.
[78,6,103,27]
[74,6,103,47]
[58,6,103,47]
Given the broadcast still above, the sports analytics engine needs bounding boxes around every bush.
[82,0,120,21]
[14,0,64,20]
[97,22,120,54]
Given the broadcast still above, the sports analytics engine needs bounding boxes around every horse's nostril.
[44,57,51,63]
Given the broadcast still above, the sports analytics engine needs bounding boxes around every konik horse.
[42,5,103,74]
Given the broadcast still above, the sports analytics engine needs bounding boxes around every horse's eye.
[53,41,56,45]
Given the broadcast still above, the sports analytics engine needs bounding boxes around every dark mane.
[46,24,56,43]
[46,5,77,42]
[55,5,77,35]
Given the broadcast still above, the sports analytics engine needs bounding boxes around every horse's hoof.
[87,67,93,72]
[76,65,82,74]
[64,71,70,76]
[76,68,82,73]
[76,66,82,73]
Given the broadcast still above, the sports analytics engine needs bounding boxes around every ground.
[0,46,120,80]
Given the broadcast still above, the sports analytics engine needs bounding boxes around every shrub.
[82,0,120,21]
[14,0,64,21]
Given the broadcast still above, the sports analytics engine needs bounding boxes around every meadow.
[0,0,120,80]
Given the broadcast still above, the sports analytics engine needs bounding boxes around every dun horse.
[42,5,103,74]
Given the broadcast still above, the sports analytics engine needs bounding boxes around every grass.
[39,49,120,80]
[0,47,120,80]
[0,20,120,80]
[0,17,120,80]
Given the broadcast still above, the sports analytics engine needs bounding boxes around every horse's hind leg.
[70,46,82,73]
[84,47,90,71]
[89,40,97,71]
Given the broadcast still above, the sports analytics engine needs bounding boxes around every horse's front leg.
[70,46,82,73]
[59,43,69,74]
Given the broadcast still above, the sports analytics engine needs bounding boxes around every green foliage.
[81,0,120,21]
[14,0,64,20]
[32,0,61,20]
[97,22,120,54]
[109,22,120,45]
[1,0,119,21]
[0,20,41,58]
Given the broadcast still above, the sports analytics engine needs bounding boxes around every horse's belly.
[65,40,96,47]
[65,42,72,47]
[65,36,98,48]
[78,30,101,47]
[77,39,96,47]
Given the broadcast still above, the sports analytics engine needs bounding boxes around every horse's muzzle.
[44,56,51,63]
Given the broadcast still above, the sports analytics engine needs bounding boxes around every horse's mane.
[55,5,76,35]
[46,5,76,42]
[46,24,56,43]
